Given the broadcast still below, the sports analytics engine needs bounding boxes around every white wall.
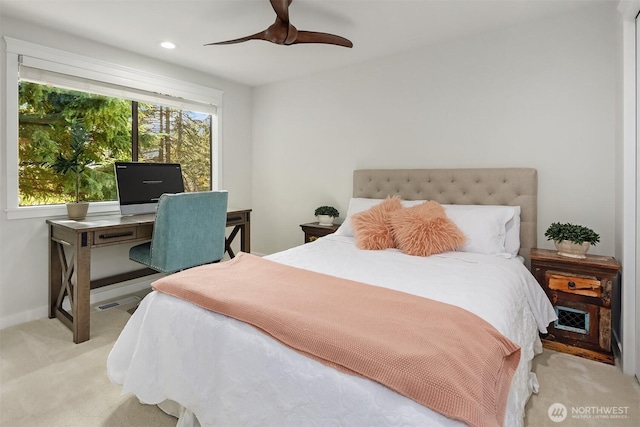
[0,16,253,328]
[251,3,619,258]
[251,1,637,377]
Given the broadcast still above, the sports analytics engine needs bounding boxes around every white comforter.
[107,235,556,427]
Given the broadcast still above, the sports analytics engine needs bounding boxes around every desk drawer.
[226,212,247,226]
[93,227,139,245]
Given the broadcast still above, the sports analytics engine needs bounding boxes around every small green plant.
[314,205,339,218]
[544,222,600,246]
[48,121,93,203]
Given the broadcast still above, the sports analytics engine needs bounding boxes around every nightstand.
[300,222,340,243]
[530,248,621,364]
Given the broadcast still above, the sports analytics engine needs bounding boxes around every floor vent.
[95,296,141,311]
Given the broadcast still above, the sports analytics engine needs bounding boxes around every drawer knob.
[568,280,576,289]
[309,236,318,242]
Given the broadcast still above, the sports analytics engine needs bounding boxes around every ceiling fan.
[205,0,353,48]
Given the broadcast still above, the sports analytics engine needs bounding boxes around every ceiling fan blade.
[205,0,352,48]
[292,31,353,48]
[204,31,268,46]
[270,0,292,23]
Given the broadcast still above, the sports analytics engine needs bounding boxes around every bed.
[107,168,556,427]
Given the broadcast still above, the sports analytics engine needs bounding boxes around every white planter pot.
[554,240,590,259]
[66,202,89,220]
[317,215,334,226]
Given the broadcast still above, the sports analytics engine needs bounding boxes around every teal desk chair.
[129,191,229,273]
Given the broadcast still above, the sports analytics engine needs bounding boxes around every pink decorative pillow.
[351,196,402,250]
[390,201,466,257]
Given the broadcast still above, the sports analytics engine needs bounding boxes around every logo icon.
[548,403,567,422]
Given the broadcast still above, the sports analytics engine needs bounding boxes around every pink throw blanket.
[153,252,520,427]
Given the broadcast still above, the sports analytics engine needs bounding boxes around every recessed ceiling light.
[160,41,176,49]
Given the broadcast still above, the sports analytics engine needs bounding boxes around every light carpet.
[1,300,638,427]
[0,303,174,427]
[525,347,640,426]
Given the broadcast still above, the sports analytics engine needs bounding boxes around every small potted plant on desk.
[314,205,340,226]
[544,222,600,259]
[48,121,95,220]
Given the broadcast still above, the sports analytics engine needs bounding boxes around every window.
[19,81,213,206]
[5,37,222,218]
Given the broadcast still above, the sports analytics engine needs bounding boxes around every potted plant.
[544,222,600,258]
[49,121,94,220]
[314,205,339,226]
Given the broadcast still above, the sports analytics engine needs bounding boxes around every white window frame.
[4,37,223,220]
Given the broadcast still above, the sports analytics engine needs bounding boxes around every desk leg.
[225,227,239,258]
[72,232,91,343]
[225,212,251,258]
[241,212,251,253]
[48,226,62,319]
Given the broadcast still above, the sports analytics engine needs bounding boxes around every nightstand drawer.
[546,271,600,298]
[300,222,340,244]
[550,299,599,345]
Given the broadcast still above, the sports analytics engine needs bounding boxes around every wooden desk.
[47,208,251,343]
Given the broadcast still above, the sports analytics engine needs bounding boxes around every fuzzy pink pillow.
[351,196,403,250]
[390,201,466,257]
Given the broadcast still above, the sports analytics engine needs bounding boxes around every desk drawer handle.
[99,231,134,239]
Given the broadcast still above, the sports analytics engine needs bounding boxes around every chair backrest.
[149,191,228,273]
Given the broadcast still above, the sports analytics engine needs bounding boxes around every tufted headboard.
[353,168,538,264]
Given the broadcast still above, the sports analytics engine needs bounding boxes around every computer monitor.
[114,162,185,216]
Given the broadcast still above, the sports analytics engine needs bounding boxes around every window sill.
[6,201,120,220]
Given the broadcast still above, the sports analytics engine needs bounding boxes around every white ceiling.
[0,0,602,87]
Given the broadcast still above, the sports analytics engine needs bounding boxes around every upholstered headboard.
[353,168,538,264]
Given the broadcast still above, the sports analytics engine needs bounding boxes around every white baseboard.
[0,306,48,331]
[0,274,162,331]
[89,275,161,304]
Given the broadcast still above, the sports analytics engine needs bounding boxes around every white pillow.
[504,206,521,257]
[403,202,520,255]
[334,198,386,237]
[335,198,521,256]
[442,204,519,255]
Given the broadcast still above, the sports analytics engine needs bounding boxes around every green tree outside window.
[18,81,212,206]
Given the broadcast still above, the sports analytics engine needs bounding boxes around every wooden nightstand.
[530,248,621,364]
[300,222,340,243]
